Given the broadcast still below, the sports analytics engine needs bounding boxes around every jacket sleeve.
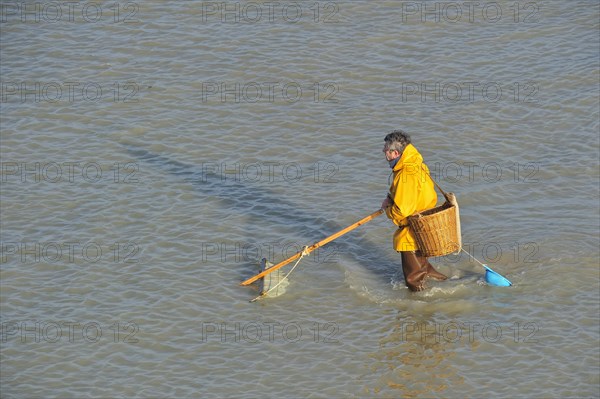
[385,172,420,226]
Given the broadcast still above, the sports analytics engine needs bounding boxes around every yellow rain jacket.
[385,144,437,252]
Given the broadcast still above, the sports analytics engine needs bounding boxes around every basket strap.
[388,163,452,205]
[421,164,451,201]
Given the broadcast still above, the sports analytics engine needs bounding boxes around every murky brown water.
[1,1,599,397]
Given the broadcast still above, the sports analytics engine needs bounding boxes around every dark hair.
[384,130,411,153]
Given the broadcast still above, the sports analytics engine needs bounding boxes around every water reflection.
[364,313,476,398]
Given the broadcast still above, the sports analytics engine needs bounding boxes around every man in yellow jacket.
[381,130,448,291]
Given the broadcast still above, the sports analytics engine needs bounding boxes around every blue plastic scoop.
[459,248,512,287]
[483,265,513,287]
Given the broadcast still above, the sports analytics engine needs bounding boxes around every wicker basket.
[407,196,460,257]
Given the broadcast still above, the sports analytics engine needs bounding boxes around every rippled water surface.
[1,1,599,398]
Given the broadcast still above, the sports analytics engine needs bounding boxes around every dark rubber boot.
[400,251,428,292]
[425,261,448,281]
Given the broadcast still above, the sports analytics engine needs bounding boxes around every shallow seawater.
[1,1,599,398]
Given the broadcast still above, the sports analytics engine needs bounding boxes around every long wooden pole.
[240,209,384,286]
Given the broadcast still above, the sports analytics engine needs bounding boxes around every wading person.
[381,130,447,291]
